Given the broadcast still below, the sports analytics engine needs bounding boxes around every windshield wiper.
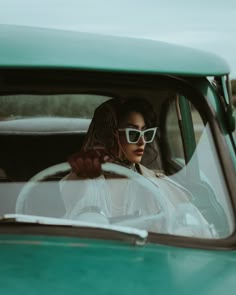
[0,214,148,245]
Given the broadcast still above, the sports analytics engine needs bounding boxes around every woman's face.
[118,111,146,164]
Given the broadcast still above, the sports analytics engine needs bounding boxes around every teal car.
[0,25,235,294]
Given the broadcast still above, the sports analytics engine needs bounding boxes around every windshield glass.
[0,77,234,239]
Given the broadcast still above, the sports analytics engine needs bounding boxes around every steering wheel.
[16,162,168,217]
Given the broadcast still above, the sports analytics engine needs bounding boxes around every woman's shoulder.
[138,163,165,178]
[138,164,192,202]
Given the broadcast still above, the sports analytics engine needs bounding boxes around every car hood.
[0,234,236,295]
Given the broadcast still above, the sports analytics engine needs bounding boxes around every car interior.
[0,69,232,237]
[0,69,171,182]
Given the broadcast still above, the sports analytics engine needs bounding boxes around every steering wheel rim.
[16,162,167,215]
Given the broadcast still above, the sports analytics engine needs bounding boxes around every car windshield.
[0,74,234,240]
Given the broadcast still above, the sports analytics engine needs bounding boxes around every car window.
[0,94,109,120]
[163,95,234,237]
[165,97,204,168]
[165,99,185,166]
[0,77,234,241]
[0,94,110,133]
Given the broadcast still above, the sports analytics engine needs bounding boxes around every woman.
[61,98,215,237]
[68,97,159,177]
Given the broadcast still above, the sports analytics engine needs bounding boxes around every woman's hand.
[68,148,113,178]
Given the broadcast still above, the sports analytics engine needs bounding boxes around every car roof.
[0,24,230,76]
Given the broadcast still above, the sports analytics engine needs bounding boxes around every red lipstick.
[134,148,144,155]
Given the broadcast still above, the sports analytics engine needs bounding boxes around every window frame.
[0,68,235,249]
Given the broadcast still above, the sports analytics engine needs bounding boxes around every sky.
[0,0,236,77]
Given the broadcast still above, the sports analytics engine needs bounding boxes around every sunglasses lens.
[144,129,155,142]
[128,130,140,143]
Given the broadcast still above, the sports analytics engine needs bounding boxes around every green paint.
[178,95,196,163]
[0,234,236,295]
[0,25,230,76]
